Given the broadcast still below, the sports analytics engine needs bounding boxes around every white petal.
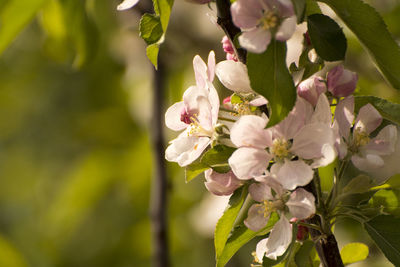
[291,123,335,159]
[193,55,208,89]
[273,159,314,190]
[230,115,271,148]
[286,188,316,219]
[311,94,332,125]
[244,204,270,231]
[215,60,253,93]
[352,154,384,172]
[207,50,216,82]
[311,144,337,168]
[239,28,271,54]
[366,125,397,155]
[265,216,292,260]
[250,96,268,106]
[255,238,268,264]
[249,182,273,202]
[165,133,210,166]
[165,101,188,131]
[117,0,139,10]
[229,147,272,180]
[275,16,297,41]
[354,103,382,134]
[231,0,264,29]
[334,96,354,140]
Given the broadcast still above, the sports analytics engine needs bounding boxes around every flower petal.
[272,159,314,190]
[239,28,271,54]
[230,115,271,148]
[193,55,208,89]
[231,0,264,29]
[204,169,242,196]
[354,103,382,134]
[275,16,297,41]
[255,238,268,264]
[117,0,139,10]
[286,188,316,219]
[215,60,253,93]
[311,94,332,125]
[244,204,270,231]
[351,154,384,172]
[207,50,216,82]
[229,147,272,180]
[165,101,188,131]
[249,182,273,202]
[335,96,354,140]
[265,216,292,260]
[365,125,397,156]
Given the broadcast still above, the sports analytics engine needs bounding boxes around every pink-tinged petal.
[286,188,316,219]
[207,50,216,82]
[193,55,208,89]
[366,125,397,155]
[182,86,207,110]
[354,104,382,134]
[230,115,272,148]
[204,169,242,196]
[117,0,139,10]
[275,16,297,41]
[327,65,358,97]
[311,94,332,125]
[239,28,271,54]
[244,204,270,231]
[311,144,337,168]
[215,60,253,93]
[165,134,211,166]
[273,0,295,17]
[249,182,273,202]
[195,96,214,132]
[335,96,354,140]
[352,154,384,172]
[250,96,268,106]
[274,159,314,190]
[231,0,264,29]
[272,98,313,140]
[165,101,188,131]
[265,216,292,260]
[207,83,220,126]
[229,147,272,180]
[255,238,268,264]
[291,123,335,159]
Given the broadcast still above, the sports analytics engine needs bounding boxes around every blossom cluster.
[162,0,399,264]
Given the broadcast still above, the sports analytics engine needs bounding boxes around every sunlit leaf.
[201,145,236,173]
[146,43,160,69]
[295,240,315,267]
[247,40,296,126]
[340,242,369,265]
[368,189,400,217]
[139,14,163,45]
[319,0,400,90]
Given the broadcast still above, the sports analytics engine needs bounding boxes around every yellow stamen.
[259,11,279,30]
[271,138,291,159]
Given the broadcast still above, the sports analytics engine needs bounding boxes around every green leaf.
[319,0,400,90]
[368,189,400,217]
[340,242,369,265]
[364,215,400,266]
[215,186,248,261]
[139,14,163,45]
[247,40,296,127]
[146,43,160,69]
[216,213,279,267]
[152,0,173,31]
[201,145,236,173]
[307,14,347,61]
[354,96,400,125]
[0,0,48,55]
[305,0,321,16]
[295,240,315,267]
[184,161,208,183]
[291,0,306,23]
[343,175,376,195]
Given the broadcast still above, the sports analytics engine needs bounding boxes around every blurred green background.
[0,0,399,266]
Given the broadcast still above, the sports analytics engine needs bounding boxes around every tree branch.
[216,0,247,63]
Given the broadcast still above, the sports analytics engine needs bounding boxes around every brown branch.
[216,0,247,63]
[149,55,170,267]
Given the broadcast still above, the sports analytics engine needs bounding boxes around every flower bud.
[204,169,242,196]
[290,218,309,241]
[221,36,238,61]
[327,65,358,97]
[297,76,327,106]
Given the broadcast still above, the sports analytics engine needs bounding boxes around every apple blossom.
[245,178,315,260]
[231,0,297,53]
[297,76,327,106]
[327,65,358,97]
[334,96,398,172]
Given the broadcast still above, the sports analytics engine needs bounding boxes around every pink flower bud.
[204,169,242,196]
[290,218,309,241]
[297,76,327,106]
[327,65,358,97]
[221,36,238,61]
[180,108,192,124]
